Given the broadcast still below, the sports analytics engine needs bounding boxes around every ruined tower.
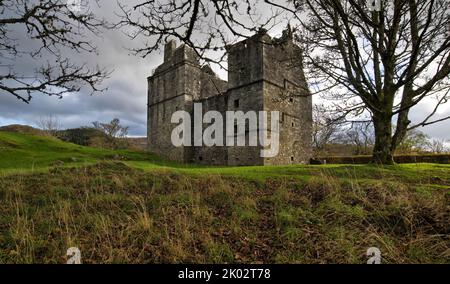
[147,29,312,166]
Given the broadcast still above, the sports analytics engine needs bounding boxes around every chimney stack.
[164,40,177,62]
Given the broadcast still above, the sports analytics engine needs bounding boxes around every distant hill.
[0,124,148,151]
[0,131,156,172]
[0,124,45,136]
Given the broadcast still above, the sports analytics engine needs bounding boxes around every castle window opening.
[234,99,239,108]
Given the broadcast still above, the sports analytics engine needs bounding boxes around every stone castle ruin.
[147,28,312,166]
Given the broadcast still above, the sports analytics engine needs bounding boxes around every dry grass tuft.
[0,162,448,263]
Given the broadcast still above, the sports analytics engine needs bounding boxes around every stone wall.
[147,29,313,166]
[192,94,228,165]
[225,34,267,166]
[261,35,312,165]
[147,41,202,162]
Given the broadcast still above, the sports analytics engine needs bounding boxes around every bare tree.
[312,104,343,154]
[0,0,110,103]
[92,118,129,148]
[342,122,375,155]
[429,138,448,153]
[397,129,431,154]
[283,0,450,164]
[116,0,280,67]
[36,114,61,136]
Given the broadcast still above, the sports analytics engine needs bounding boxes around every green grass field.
[0,131,449,263]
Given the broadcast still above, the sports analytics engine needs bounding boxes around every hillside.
[0,131,449,263]
[0,124,45,136]
[0,131,160,173]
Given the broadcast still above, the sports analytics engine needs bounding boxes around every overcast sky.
[0,0,449,140]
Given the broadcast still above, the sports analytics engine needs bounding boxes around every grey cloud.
[0,1,159,136]
[0,0,449,139]
[406,100,450,140]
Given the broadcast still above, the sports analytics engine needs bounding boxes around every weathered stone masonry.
[147,29,312,166]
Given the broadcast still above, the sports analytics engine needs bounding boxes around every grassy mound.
[0,124,44,136]
[0,131,158,173]
[0,162,448,263]
[0,131,449,263]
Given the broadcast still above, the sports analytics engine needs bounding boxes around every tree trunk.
[391,109,411,154]
[372,115,395,165]
[391,87,414,154]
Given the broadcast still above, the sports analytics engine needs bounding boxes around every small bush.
[57,127,106,147]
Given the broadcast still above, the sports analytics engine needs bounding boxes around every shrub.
[57,127,106,147]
